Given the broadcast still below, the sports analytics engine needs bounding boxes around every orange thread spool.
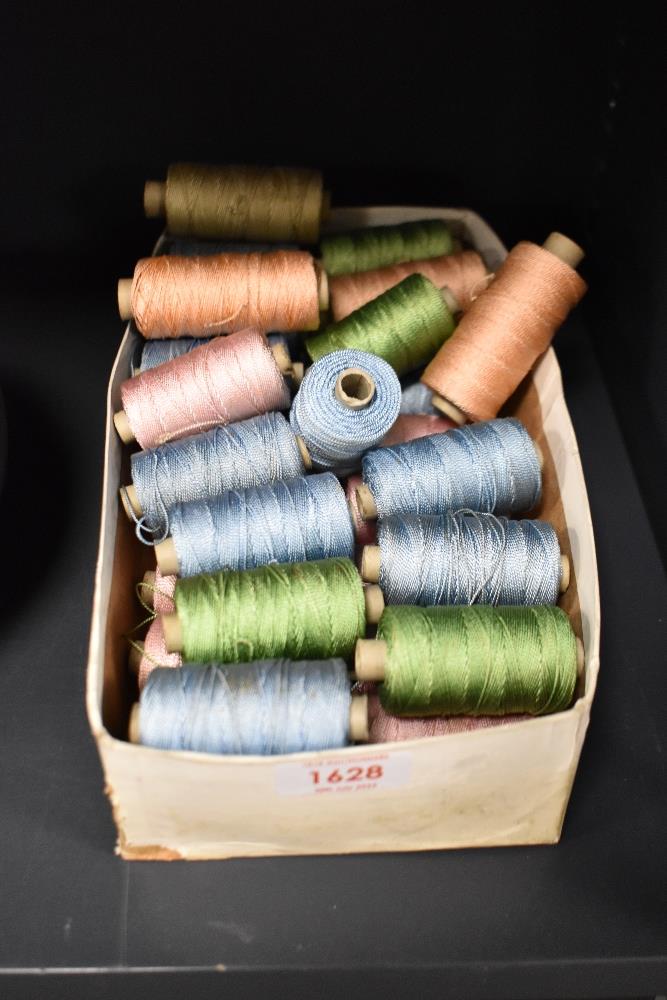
[421,234,587,423]
[329,251,488,321]
[129,250,321,338]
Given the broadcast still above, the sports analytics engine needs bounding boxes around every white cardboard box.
[86,207,600,860]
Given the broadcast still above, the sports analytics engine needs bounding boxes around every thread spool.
[360,513,569,606]
[381,413,454,447]
[329,250,489,321]
[129,661,368,754]
[132,617,182,690]
[161,558,383,661]
[119,413,310,540]
[154,472,354,578]
[355,605,583,716]
[137,567,176,615]
[290,350,401,471]
[320,219,455,276]
[360,689,529,743]
[305,274,458,376]
[422,233,587,424]
[114,331,291,450]
[357,418,542,521]
[118,250,325,337]
[144,163,327,243]
[399,381,439,415]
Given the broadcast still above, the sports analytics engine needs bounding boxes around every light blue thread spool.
[163,472,354,577]
[138,660,352,754]
[125,412,306,543]
[360,417,541,519]
[399,380,438,415]
[371,512,562,606]
[290,349,401,472]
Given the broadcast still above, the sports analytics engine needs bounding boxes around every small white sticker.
[275,751,411,797]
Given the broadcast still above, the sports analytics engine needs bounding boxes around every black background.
[0,3,665,998]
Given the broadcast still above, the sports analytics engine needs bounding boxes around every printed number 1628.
[309,765,384,785]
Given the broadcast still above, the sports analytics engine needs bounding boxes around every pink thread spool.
[381,413,455,447]
[329,251,489,321]
[114,329,292,449]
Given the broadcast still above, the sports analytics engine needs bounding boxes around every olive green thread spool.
[306,274,458,376]
[355,605,582,717]
[321,220,455,276]
[162,558,384,663]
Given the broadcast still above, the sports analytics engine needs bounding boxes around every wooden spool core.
[128,702,142,743]
[560,554,570,594]
[355,638,387,682]
[533,441,544,470]
[363,584,384,624]
[119,484,142,520]
[155,537,179,576]
[128,642,144,674]
[543,232,585,270]
[316,264,329,312]
[291,362,305,386]
[355,483,378,521]
[349,694,369,742]
[431,393,467,425]
[440,286,461,316]
[361,545,381,584]
[575,636,585,680]
[162,613,183,653]
[336,369,376,409]
[113,409,135,444]
[118,278,133,320]
[144,180,167,218]
[141,571,156,607]
[295,435,312,470]
[271,342,292,374]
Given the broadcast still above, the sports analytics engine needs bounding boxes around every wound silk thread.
[329,250,488,320]
[173,557,366,663]
[376,604,578,716]
[399,380,439,415]
[375,512,561,606]
[421,240,588,421]
[120,329,291,450]
[161,163,325,243]
[128,412,305,541]
[137,617,182,690]
[306,274,456,376]
[321,219,454,276]
[130,250,321,338]
[168,473,354,578]
[290,349,401,470]
[137,333,288,373]
[139,660,351,755]
[361,417,541,519]
[357,687,529,743]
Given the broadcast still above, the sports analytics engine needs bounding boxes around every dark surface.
[0,292,664,999]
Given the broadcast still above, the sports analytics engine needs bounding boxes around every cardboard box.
[86,207,600,860]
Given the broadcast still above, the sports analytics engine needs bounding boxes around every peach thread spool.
[117,250,328,338]
[329,251,488,321]
[114,329,292,450]
[421,233,587,424]
[144,163,328,243]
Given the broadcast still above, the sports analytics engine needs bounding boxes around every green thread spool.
[321,220,455,276]
[170,558,371,663]
[306,274,456,375]
[357,605,579,717]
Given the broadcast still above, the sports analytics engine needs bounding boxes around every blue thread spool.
[154,472,355,577]
[130,660,369,755]
[361,512,568,606]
